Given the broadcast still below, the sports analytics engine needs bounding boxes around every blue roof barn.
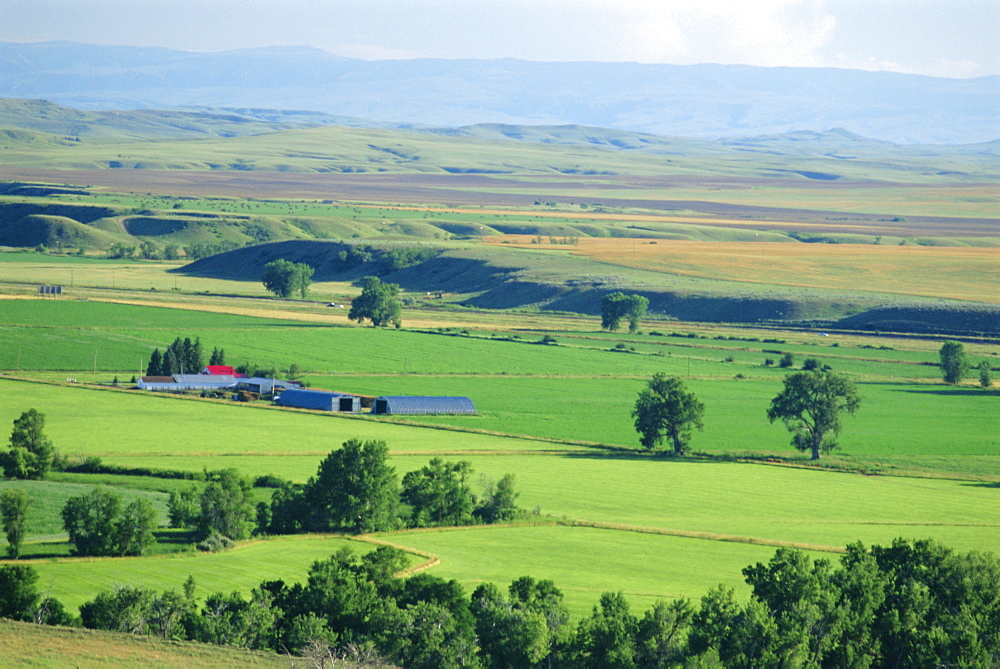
[371,396,476,415]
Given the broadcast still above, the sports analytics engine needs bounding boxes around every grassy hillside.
[0,619,298,668]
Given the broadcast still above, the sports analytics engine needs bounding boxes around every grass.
[377,524,814,617]
[510,237,1000,305]
[21,534,391,613]
[0,619,298,667]
[0,479,169,539]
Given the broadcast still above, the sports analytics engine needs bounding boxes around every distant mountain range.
[2,41,997,145]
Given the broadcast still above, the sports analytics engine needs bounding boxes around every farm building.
[275,389,361,412]
[371,396,476,415]
[136,376,177,391]
[236,378,301,395]
[201,365,240,376]
[137,374,237,392]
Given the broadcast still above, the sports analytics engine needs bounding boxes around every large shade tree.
[600,292,649,333]
[262,259,314,299]
[348,276,403,327]
[305,439,400,533]
[631,374,705,455]
[767,370,862,460]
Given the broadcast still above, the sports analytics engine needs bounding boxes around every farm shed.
[372,396,476,415]
[275,389,360,412]
[136,376,177,390]
[167,374,239,391]
[237,378,301,395]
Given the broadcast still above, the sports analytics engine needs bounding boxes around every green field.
[0,254,997,625]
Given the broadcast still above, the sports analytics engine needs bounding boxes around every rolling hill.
[2,41,998,143]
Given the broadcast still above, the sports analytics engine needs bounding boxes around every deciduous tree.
[767,370,861,460]
[262,259,314,299]
[4,408,56,480]
[631,373,705,455]
[600,292,649,333]
[198,469,256,542]
[306,439,400,533]
[61,487,157,556]
[977,360,992,388]
[401,458,475,527]
[0,489,29,559]
[348,276,403,327]
[939,340,968,384]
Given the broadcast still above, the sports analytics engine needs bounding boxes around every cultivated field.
[0,290,997,621]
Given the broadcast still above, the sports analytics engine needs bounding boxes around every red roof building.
[201,365,236,375]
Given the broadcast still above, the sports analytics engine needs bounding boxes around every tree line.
[146,336,225,376]
[1,536,996,667]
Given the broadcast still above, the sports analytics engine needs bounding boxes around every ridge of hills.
[2,40,998,144]
[2,99,998,182]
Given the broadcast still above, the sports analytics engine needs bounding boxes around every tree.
[61,487,157,556]
[262,259,314,299]
[401,458,475,527]
[4,408,56,480]
[348,276,403,327]
[198,469,256,541]
[978,360,992,388]
[209,347,225,366]
[631,373,705,455]
[167,486,201,528]
[767,370,862,460]
[474,473,522,523]
[0,564,40,621]
[571,591,640,668]
[305,439,400,533]
[600,292,649,333]
[939,340,968,384]
[146,348,163,376]
[0,489,29,559]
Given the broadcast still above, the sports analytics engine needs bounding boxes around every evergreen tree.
[146,348,163,376]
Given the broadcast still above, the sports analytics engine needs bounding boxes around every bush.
[197,531,235,552]
[779,353,795,368]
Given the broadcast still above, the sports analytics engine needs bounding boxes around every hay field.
[488,236,1000,303]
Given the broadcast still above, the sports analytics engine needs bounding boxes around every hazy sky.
[4,0,998,78]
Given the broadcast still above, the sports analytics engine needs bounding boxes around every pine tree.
[146,348,163,376]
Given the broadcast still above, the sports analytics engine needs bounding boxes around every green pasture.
[378,524,813,617]
[0,299,959,384]
[385,454,1000,555]
[298,375,1000,461]
[21,535,386,613]
[0,378,584,461]
[0,479,169,539]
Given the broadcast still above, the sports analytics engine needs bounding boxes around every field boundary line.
[354,535,441,576]
[555,519,847,554]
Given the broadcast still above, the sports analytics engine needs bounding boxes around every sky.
[3,0,998,78]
